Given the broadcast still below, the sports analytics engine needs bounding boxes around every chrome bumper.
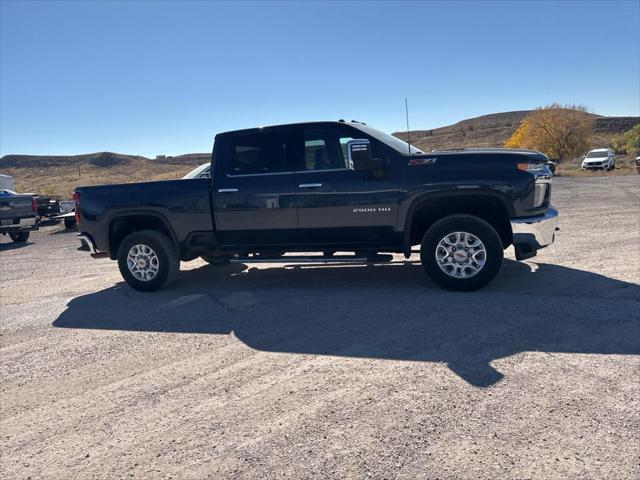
[511,207,559,251]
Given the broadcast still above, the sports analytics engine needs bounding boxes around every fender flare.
[401,190,514,256]
[105,208,179,258]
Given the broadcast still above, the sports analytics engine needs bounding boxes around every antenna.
[405,98,411,154]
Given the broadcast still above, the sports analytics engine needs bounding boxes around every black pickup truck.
[75,120,559,292]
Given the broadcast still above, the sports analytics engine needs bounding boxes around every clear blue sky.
[1,0,638,157]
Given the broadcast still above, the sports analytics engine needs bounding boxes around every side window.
[231,133,284,175]
[303,128,354,171]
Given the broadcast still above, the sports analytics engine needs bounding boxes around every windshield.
[353,124,423,155]
[586,151,608,158]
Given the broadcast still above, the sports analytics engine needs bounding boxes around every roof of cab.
[216,120,364,137]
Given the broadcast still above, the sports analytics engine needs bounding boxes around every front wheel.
[117,230,179,292]
[420,215,503,291]
[9,230,30,243]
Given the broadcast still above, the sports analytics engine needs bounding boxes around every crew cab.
[75,121,559,292]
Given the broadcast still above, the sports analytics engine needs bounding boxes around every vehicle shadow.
[53,259,640,387]
[0,240,32,251]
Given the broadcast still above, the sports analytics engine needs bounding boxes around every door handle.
[298,183,323,189]
[218,188,238,193]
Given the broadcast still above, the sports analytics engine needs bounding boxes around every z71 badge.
[353,207,392,213]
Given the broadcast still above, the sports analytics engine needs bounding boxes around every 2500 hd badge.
[353,207,392,213]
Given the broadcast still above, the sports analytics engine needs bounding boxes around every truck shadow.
[53,259,640,387]
[0,240,32,251]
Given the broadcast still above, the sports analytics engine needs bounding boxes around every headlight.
[517,162,547,173]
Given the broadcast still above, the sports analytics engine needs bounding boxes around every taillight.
[72,191,80,224]
[31,197,37,213]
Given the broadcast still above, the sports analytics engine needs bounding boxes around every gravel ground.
[1,176,639,480]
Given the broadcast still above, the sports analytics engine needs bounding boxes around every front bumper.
[582,162,606,169]
[510,207,559,260]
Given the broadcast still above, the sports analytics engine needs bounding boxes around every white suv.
[582,148,615,171]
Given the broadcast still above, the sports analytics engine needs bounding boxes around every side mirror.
[347,139,386,171]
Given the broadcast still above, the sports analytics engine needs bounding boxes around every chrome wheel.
[435,231,486,279]
[126,244,159,281]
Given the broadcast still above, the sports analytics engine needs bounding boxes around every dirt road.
[1,176,639,479]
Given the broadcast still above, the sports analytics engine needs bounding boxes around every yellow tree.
[504,104,593,162]
[504,120,528,148]
[611,124,640,155]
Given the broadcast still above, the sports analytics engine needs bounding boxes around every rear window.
[231,133,285,175]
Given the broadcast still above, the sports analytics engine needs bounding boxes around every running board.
[229,254,393,264]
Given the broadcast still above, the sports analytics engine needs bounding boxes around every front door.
[214,130,297,247]
[291,125,399,247]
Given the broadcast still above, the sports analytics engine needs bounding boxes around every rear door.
[213,130,297,247]
[290,125,399,246]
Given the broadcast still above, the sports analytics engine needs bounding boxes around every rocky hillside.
[392,111,640,152]
[0,152,208,198]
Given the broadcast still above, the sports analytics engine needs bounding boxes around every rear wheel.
[9,231,29,243]
[420,215,503,291]
[117,230,179,292]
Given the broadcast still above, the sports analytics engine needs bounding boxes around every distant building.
[156,155,167,161]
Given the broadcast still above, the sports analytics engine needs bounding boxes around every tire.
[9,231,29,243]
[200,254,232,265]
[117,230,179,292]
[420,215,503,292]
[64,217,76,229]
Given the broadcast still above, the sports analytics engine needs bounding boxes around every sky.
[1,0,639,157]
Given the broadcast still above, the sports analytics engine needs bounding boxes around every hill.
[392,110,640,152]
[0,152,208,198]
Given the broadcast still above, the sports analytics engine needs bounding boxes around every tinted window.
[231,133,285,175]
[586,150,608,158]
[303,128,354,171]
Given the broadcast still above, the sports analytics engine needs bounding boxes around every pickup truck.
[0,189,39,242]
[75,120,559,292]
